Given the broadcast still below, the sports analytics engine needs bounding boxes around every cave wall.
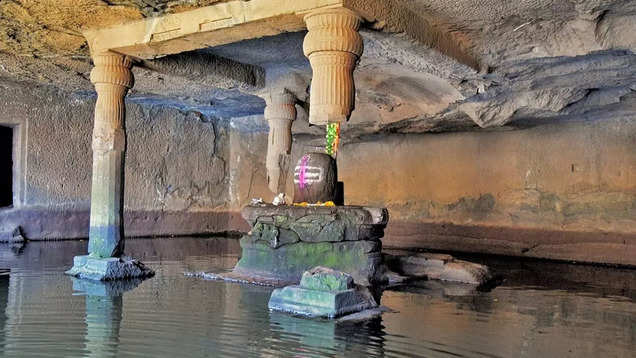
[336,119,636,265]
[337,118,635,235]
[0,80,242,239]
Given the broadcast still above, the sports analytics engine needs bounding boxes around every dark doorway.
[0,126,12,208]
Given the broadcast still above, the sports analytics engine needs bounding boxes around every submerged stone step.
[268,267,377,319]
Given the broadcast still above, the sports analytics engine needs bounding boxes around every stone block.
[242,205,388,228]
[289,214,346,242]
[268,268,377,318]
[234,238,383,286]
[250,222,300,248]
[65,255,154,281]
[242,205,388,245]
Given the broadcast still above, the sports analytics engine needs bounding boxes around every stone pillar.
[263,90,297,194]
[87,52,133,258]
[303,8,363,126]
[67,52,153,281]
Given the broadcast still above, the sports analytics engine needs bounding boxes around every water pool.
[0,237,633,357]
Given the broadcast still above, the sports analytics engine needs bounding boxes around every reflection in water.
[72,278,143,358]
[0,273,9,352]
[269,312,387,357]
[0,238,632,358]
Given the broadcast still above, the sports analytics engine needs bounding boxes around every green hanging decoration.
[325,122,340,157]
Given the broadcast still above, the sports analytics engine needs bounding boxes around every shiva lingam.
[231,74,388,290]
[193,8,490,318]
[227,8,388,289]
[293,152,337,204]
[201,8,390,318]
[234,151,388,287]
[240,141,388,318]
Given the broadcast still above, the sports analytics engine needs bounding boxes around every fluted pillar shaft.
[88,53,133,258]
[303,8,363,125]
[264,91,297,193]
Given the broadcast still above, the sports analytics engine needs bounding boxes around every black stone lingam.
[208,151,389,291]
[293,152,337,203]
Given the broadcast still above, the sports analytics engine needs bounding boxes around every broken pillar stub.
[293,152,337,203]
[303,8,363,125]
[263,90,297,194]
[268,267,377,319]
[67,51,153,281]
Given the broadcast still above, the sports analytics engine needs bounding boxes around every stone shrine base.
[65,255,155,281]
[233,204,389,286]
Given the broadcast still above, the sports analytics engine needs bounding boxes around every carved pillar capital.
[90,52,134,88]
[262,90,297,194]
[263,90,297,122]
[90,52,133,154]
[303,8,363,125]
[303,8,363,58]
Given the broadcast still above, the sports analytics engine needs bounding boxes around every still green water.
[0,237,633,357]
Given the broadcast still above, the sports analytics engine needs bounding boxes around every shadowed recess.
[0,126,12,208]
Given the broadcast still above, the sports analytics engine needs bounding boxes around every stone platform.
[65,255,155,281]
[233,205,389,286]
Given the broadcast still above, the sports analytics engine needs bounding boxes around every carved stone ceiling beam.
[83,0,479,70]
[84,0,347,59]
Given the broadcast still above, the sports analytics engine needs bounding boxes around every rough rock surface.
[386,253,492,285]
[242,204,388,245]
[0,1,633,134]
[0,226,25,243]
[0,78,262,240]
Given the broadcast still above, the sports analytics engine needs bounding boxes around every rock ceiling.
[0,0,635,140]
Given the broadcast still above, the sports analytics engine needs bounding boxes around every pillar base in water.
[65,255,154,281]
